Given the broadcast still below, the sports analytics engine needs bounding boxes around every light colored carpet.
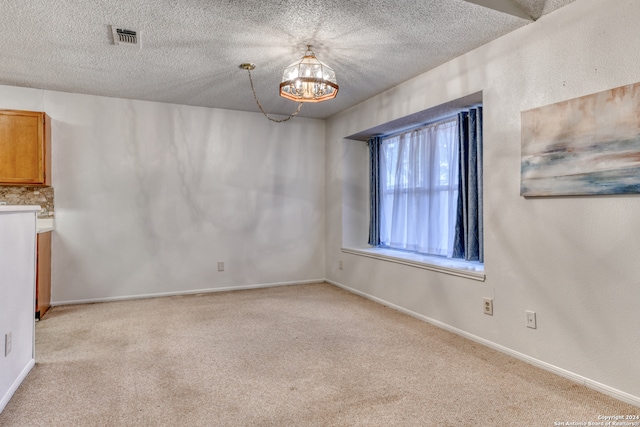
[0,282,637,426]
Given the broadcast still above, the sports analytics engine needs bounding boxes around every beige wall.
[0,87,326,304]
[326,0,640,404]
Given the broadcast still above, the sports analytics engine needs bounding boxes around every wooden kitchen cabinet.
[0,109,51,186]
[36,231,52,320]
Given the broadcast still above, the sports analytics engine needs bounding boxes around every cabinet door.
[36,232,52,320]
[0,110,51,186]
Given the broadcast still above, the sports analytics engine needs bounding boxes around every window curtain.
[379,120,459,256]
[452,107,483,262]
[367,136,382,246]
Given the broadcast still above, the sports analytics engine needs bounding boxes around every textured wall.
[0,86,326,303]
[0,186,54,218]
[326,0,640,403]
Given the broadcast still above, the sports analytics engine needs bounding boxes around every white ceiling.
[0,0,575,119]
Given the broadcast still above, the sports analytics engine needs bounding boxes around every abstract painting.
[521,82,640,196]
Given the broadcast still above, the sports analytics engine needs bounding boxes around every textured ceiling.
[0,0,575,119]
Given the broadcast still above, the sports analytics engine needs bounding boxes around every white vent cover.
[110,26,141,48]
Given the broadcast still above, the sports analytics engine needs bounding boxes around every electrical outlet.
[483,298,493,316]
[526,310,537,329]
[217,262,224,272]
[339,260,343,270]
[5,332,11,357]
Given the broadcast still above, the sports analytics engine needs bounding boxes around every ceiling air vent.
[110,26,141,48]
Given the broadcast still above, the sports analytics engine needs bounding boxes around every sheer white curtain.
[379,119,459,257]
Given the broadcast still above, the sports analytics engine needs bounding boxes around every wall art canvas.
[521,82,640,196]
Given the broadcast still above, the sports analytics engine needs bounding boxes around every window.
[368,107,483,263]
[380,119,459,256]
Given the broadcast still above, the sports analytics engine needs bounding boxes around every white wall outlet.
[526,310,537,329]
[339,260,343,270]
[217,262,224,272]
[483,298,493,316]
[4,332,11,357]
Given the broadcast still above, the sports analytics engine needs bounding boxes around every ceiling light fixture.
[240,45,339,123]
[280,46,339,103]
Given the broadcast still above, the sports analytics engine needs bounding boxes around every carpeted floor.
[0,282,637,426]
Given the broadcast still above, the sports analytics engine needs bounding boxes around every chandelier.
[240,45,339,122]
[279,46,339,103]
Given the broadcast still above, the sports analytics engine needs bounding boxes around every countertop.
[37,218,55,234]
[0,205,41,213]
[0,206,54,233]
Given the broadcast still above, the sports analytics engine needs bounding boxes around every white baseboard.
[0,358,35,414]
[325,279,640,408]
[51,279,325,306]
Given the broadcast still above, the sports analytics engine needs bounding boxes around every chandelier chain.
[246,68,302,123]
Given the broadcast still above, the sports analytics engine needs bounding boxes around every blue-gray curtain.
[452,107,483,262]
[367,136,382,246]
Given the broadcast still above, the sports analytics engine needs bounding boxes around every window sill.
[341,247,485,281]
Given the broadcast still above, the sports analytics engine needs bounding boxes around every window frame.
[341,93,485,280]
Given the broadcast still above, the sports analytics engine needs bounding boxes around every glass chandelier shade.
[279,47,338,103]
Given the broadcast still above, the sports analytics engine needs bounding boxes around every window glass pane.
[379,118,459,257]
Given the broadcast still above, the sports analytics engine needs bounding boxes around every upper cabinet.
[0,109,51,186]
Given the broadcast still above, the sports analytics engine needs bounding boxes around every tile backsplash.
[0,186,55,218]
